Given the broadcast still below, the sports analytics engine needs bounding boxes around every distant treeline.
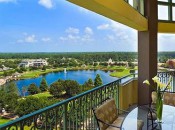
[0,52,174,62]
[0,52,137,62]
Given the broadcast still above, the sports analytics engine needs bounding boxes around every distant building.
[107,58,115,65]
[166,59,175,69]
[0,65,12,71]
[19,59,48,68]
[33,59,48,67]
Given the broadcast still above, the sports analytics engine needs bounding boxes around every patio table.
[121,105,175,130]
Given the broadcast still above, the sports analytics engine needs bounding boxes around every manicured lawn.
[20,68,63,79]
[0,116,11,125]
[110,68,130,78]
[31,92,52,98]
[0,72,3,76]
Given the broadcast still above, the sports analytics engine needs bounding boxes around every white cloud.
[25,35,37,43]
[84,27,93,35]
[17,34,37,43]
[65,27,79,34]
[97,20,136,42]
[97,24,110,30]
[158,33,175,51]
[0,0,16,3]
[41,37,51,42]
[38,0,53,9]
[59,27,94,43]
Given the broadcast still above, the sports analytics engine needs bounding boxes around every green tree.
[94,74,103,87]
[15,96,44,117]
[49,82,64,97]
[0,89,6,111]
[63,80,80,96]
[87,78,94,87]
[4,93,18,112]
[5,82,19,95]
[42,65,46,71]
[39,78,48,92]
[28,83,40,95]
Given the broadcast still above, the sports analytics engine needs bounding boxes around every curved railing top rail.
[0,73,136,128]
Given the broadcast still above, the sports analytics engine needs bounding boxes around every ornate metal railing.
[0,74,136,130]
[157,71,175,92]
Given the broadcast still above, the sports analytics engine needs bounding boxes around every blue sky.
[0,0,174,52]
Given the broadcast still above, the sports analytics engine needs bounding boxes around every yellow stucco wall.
[119,79,138,110]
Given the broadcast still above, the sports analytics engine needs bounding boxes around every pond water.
[14,70,118,95]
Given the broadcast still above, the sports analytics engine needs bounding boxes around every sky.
[0,0,174,52]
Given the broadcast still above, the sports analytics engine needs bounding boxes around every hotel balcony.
[1,0,175,129]
[0,71,175,130]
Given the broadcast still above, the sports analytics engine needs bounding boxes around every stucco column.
[138,0,158,105]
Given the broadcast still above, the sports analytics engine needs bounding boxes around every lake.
[15,70,118,95]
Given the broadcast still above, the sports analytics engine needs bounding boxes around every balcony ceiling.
[68,0,148,31]
[68,0,175,33]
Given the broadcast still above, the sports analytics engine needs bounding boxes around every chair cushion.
[95,99,118,130]
[163,92,175,106]
[106,117,124,130]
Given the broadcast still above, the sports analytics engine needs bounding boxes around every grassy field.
[110,68,130,78]
[30,92,52,98]
[0,117,11,125]
[0,72,3,77]
[20,68,63,79]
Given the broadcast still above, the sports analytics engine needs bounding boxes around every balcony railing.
[158,71,175,92]
[0,74,136,130]
[0,71,174,130]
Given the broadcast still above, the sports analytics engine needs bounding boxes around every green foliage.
[49,82,64,97]
[4,93,18,112]
[94,74,103,87]
[82,78,94,92]
[49,79,80,97]
[42,65,46,71]
[39,78,48,92]
[3,70,15,76]
[15,96,58,117]
[28,83,40,95]
[0,85,19,113]
[15,96,44,117]
[0,89,6,110]
[5,82,19,95]
[128,62,135,69]
[87,78,94,87]
[62,80,80,96]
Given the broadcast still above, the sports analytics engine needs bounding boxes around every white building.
[19,59,48,68]
[107,58,115,65]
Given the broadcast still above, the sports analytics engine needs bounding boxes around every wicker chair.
[92,98,144,130]
[163,92,175,106]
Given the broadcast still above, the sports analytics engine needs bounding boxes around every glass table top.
[121,105,175,130]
